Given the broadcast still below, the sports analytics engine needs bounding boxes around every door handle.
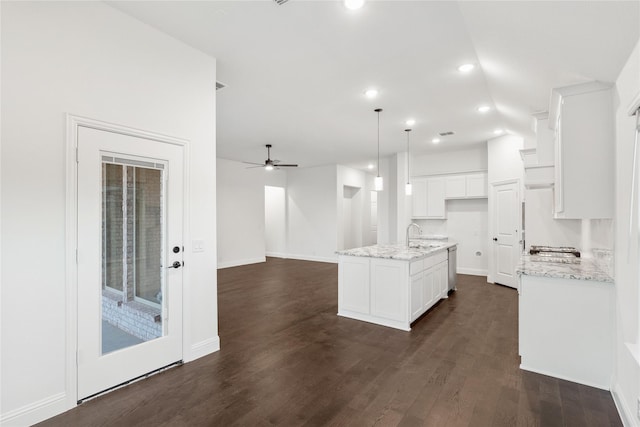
[493,237,498,242]
[168,261,182,269]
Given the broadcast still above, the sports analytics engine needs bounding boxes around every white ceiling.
[109,0,639,170]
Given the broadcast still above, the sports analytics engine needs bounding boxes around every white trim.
[337,311,411,332]
[186,336,221,363]
[265,251,288,259]
[66,114,190,413]
[456,268,487,276]
[285,253,338,264]
[612,382,638,427]
[628,91,640,116]
[519,364,610,391]
[0,392,67,426]
[217,257,266,269]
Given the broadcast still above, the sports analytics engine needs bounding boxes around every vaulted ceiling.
[109,1,639,169]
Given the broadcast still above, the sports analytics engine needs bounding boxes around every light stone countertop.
[336,241,456,261]
[516,254,614,283]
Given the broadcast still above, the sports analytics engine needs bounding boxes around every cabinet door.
[411,177,428,218]
[371,260,407,322]
[423,268,435,309]
[445,175,466,198]
[466,173,487,198]
[410,272,424,322]
[338,256,370,315]
[426,177,446,218]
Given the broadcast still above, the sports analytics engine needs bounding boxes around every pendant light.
[405,128,412,196]
[374,108,383,191]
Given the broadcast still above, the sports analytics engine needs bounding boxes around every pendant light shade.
[374,108,383,192]
[405,128,412,195]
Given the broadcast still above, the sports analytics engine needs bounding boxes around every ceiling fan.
[243,144,298,170]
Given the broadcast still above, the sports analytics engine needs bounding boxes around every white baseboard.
[217,257,266,269]
[1,392,69,427]
[519,364,610,391]
[456,267,487,276]
[612,382,638,427]
[265,252,288,258]
[187,336,220,362]
[285,253,338,264]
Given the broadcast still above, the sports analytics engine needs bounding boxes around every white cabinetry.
[519,274,613,389]
[413,172,487,219]
[549,82,614,219]
[426,177,446,218]
[338,249,450,330]
[445,172,488,199]
[411,177,445,219]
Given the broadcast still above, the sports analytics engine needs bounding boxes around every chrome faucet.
[406,222,422,247]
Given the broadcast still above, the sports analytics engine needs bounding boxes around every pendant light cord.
[377,110,381,176]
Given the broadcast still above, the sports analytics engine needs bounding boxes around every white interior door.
[492,181,520,288]
[77,126,184,400]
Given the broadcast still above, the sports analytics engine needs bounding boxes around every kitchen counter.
[516,254,613,283]
[336,241,455,261]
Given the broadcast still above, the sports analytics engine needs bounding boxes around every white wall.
[265,186,287,257]
[612,39,640,427]
[1,2,218,425]
[487,134,524,283]
[217,158,266,268]
[524,188,582,249]
[286,165,338,262]
[411,143,488,176]
[416,199,489,276]
[336,165,375,250]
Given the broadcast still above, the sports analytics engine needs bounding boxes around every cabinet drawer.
[424,250,447,269]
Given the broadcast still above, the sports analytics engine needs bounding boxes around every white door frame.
[488,178,521,285]
[65,114,190,409]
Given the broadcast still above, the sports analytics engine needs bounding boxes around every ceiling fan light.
[375,175,383,192]
[265,164,274,171]
[405,182,412,196]
[344,0,365,10]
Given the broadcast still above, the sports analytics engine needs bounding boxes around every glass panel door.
[101,160,165,355]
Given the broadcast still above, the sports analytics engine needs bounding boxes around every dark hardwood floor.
[39,257,621,426]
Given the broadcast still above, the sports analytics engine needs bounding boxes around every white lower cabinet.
[339,250,450,330]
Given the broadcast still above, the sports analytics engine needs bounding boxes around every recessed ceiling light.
[432,138,441,144]
[458,63,475,73]
[405,119,416,126]
[344,0,365,10]
[477,105,491,113]
[367,163,374,170]
[364,88,378,99]
[494,129,504,135]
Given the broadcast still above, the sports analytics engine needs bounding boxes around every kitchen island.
[517,253,614,389]
[336,241,456,331]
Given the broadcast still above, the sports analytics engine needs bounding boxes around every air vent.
[439,131,455,136]
[216,81,227,91]
[273,0,289,4]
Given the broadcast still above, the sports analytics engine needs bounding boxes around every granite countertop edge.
[336,241,457,261]
[516,255,614,284]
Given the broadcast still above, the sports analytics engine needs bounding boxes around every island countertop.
[516,254,614,283]
[336,241,456,261]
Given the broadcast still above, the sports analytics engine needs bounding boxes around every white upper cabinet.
[444,172,488,199]
[549,81,614,219]
[426,177,446,218]
[411,176,445,219]
[444,175,466,198]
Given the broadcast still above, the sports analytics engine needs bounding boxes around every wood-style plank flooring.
[39,257,621,426]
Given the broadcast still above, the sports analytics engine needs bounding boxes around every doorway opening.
[265,186,287,258]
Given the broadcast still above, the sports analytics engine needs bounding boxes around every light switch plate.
[192,239,205,253]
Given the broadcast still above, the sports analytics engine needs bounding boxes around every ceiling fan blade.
[276,164,298,167]
[245,165,266,169]
[242,161,264,166]
[271,159,281,164]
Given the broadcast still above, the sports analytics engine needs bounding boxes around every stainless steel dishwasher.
[447,246,457,291]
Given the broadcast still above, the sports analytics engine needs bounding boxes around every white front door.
[77,126,184,400]
[492,181,520,288]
